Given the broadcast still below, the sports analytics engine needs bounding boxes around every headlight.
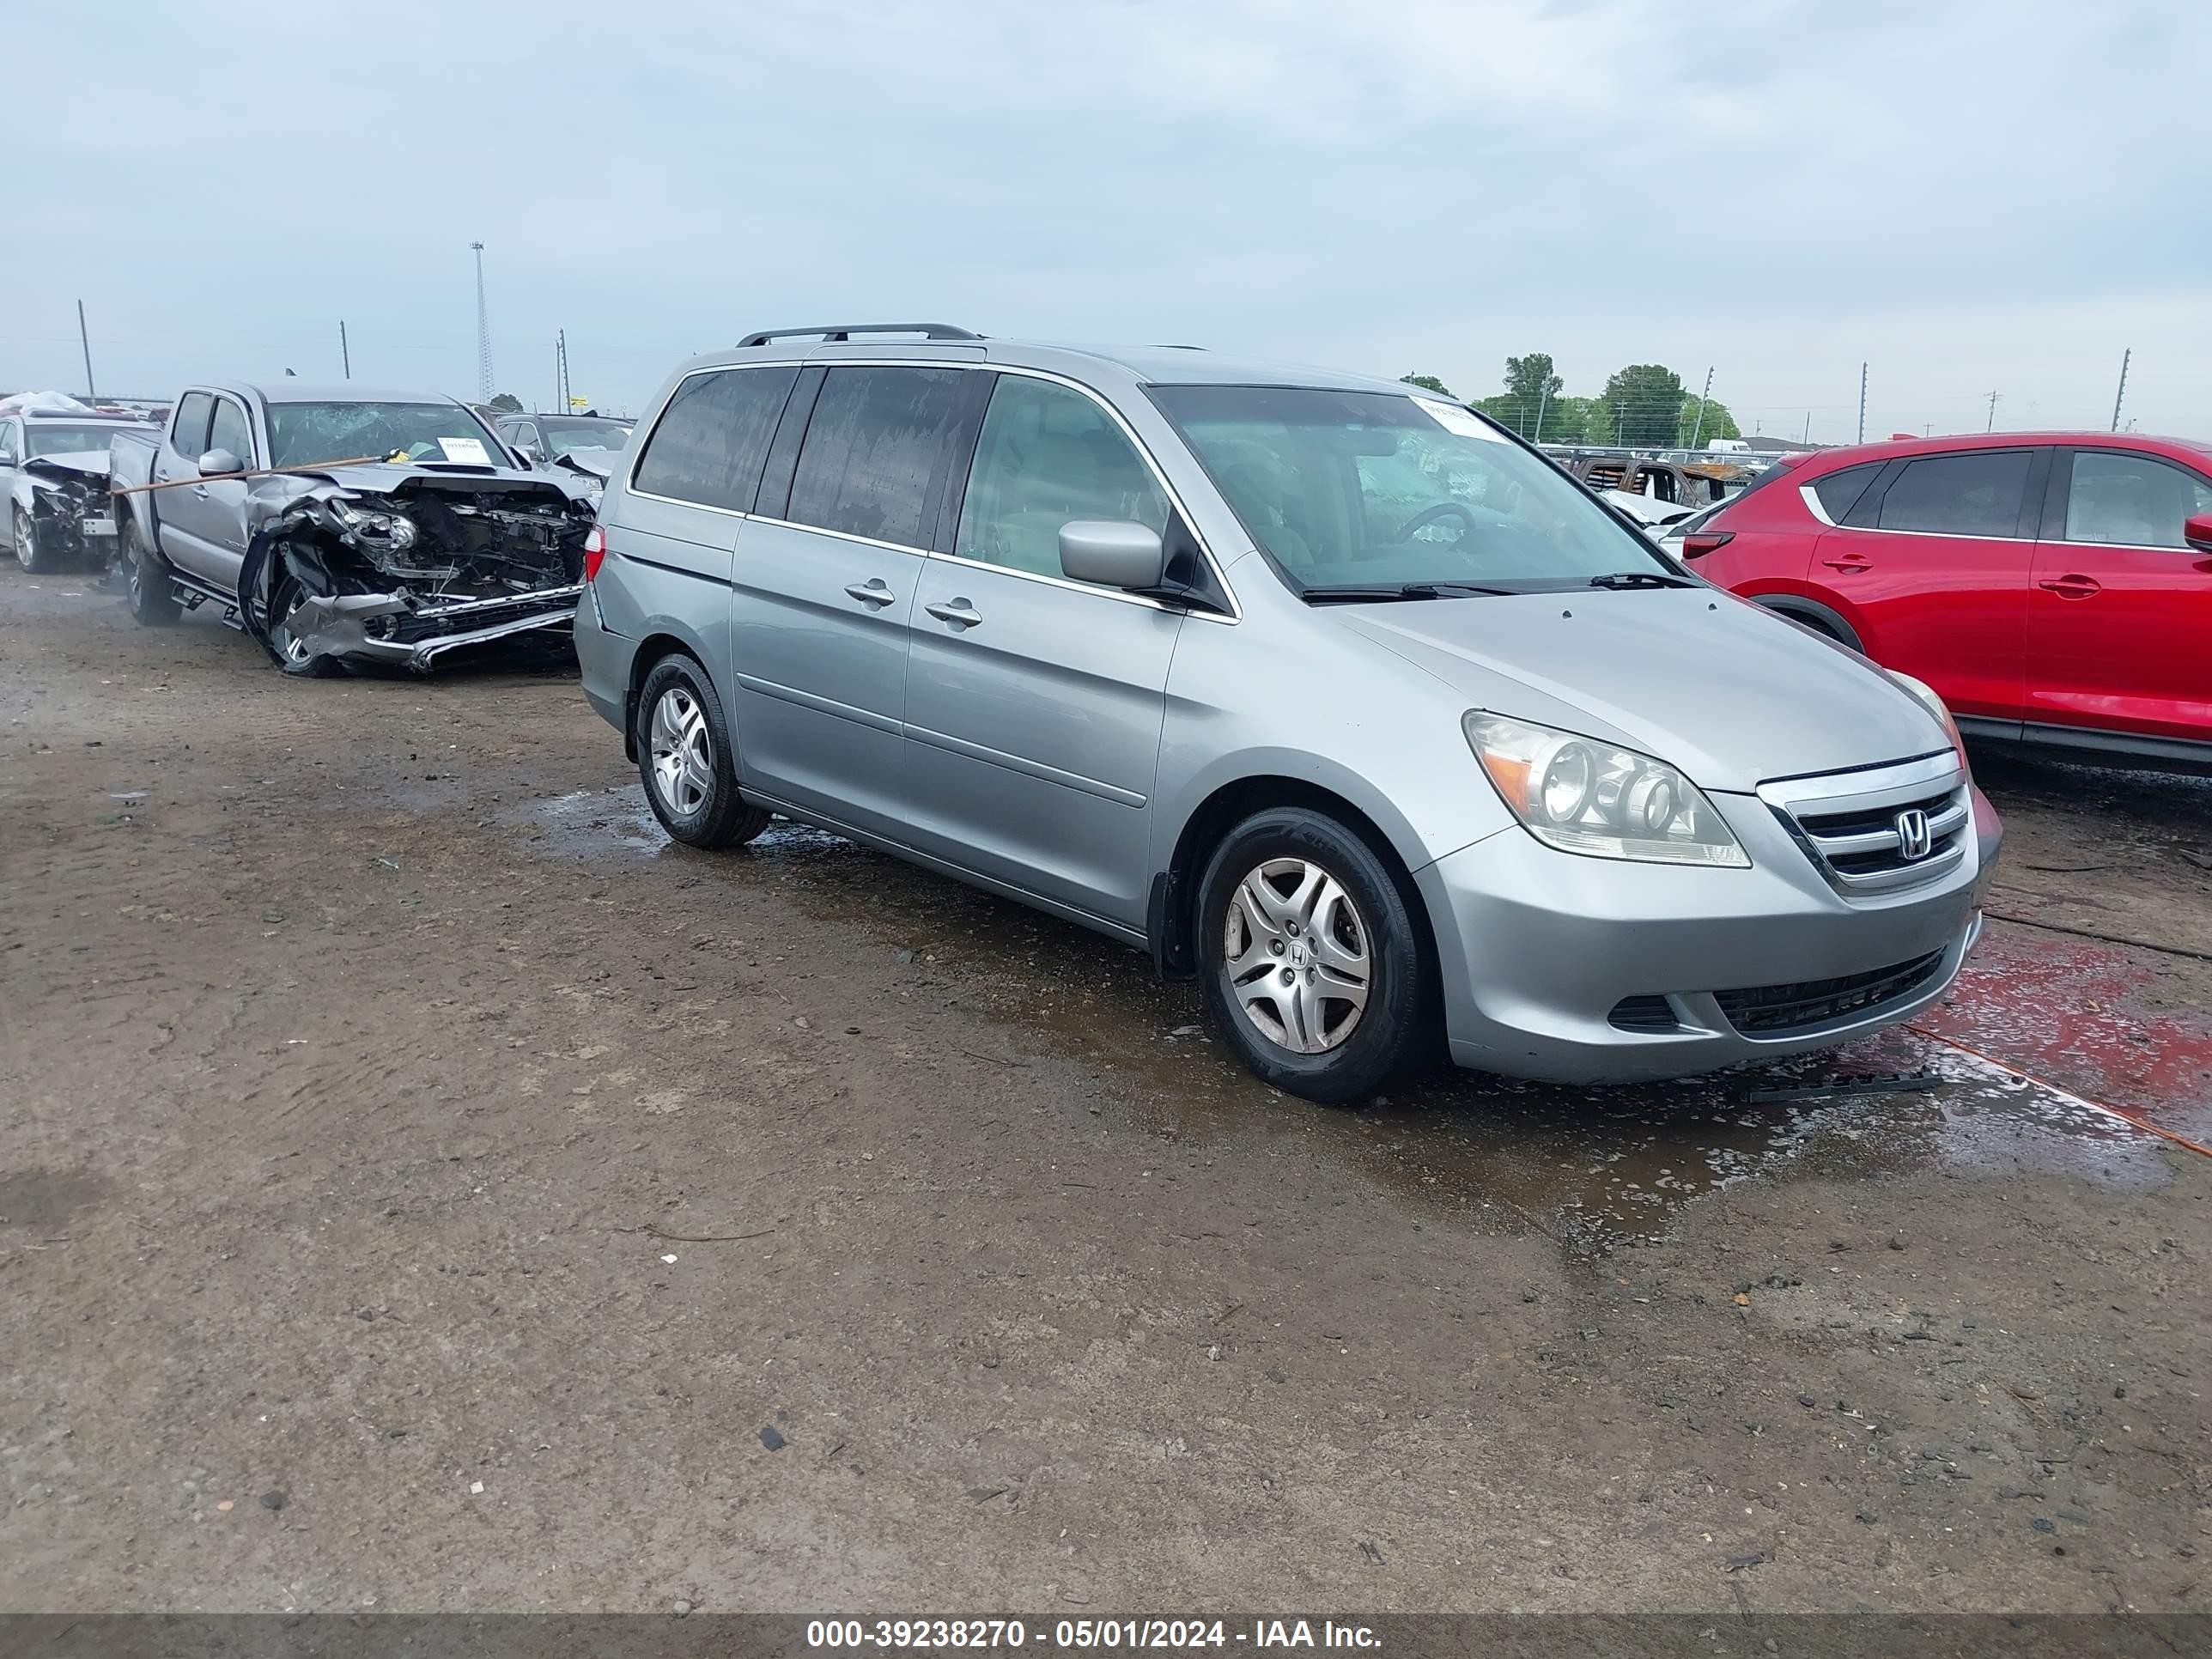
[1462,712,1749,867]
[1885,671,1968,769]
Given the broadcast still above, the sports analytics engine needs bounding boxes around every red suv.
[1685,432,2212,770]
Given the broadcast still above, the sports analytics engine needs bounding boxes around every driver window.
[0,422,17,464]
[956,376,1167,578]
[207,398,253,468]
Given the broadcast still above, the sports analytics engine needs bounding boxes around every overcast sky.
[11,0,2206,441]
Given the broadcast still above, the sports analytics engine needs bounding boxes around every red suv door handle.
[2038,574,2102,599]
[1820,556,1873,573]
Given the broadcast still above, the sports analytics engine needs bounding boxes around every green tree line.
[1401,355,1742,447]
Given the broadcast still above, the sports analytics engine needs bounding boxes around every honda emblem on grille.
[1894,807,1934,861]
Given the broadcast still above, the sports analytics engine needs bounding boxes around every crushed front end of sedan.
[21,451,120,565]
[235,465,598,674]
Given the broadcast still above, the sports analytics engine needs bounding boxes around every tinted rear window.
[1813,460,1883,522]
[1875,451,2032,538]
[630,366,799,512]
[786,367,965,547]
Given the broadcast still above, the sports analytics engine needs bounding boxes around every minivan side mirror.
[198,448,243,478]
[2184,512,2212,555]
[1059,520,1166,590]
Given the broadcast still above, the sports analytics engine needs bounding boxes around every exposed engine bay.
[22,453,118,562]
[233,465,597,674]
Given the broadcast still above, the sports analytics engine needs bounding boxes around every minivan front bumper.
[1416,784,2002,1084]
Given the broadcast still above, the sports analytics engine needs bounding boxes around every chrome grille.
[1757,752,1970,896]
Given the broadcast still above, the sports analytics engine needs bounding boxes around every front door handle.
[844,579,896,607]
[2038,574,2102,599]
[924,599,982,628]
[191,484,210,500]
[1820,556,1872,573]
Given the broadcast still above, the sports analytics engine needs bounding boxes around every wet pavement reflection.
[505,786,2182,1254]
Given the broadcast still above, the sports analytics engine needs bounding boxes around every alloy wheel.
[649,685,714,817]
[1221,856,1371,1054]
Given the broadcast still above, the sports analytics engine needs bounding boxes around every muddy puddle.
[504,787,2180,1254]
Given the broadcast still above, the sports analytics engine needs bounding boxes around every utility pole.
[1986,391,1998,432]
[1856,362,1868,445]
[470,240,494,402]
[1531,383,1548,445]
[1689,365,1713,449]
[556,329,570,410]
[1802,411,1811,446]
[339,320,351,380]
[76,300,95,399]
[2111,348,2130,432]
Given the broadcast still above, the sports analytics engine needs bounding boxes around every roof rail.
[736,322,981,348]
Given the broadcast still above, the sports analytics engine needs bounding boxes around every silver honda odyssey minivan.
[575,324,2001,1102]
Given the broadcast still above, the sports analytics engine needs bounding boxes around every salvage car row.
[7,335,2205,1104]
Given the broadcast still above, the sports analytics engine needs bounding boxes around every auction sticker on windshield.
[1412,397,1504,441]
[438,436,492,465]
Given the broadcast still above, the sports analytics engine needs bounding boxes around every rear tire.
[635,654,769,849]
[1194,806,1427,1104]
[14,507,64,574]
[120,522,181,624]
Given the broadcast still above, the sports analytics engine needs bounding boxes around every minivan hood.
[1334,588,1948,793]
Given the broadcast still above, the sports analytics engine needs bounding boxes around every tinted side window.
[787,367,965,547]
[207,398,253,465]
[1812,461,1882,522]
[1875,451,2031,538]
[630,366,799,512]
[0,421,17,463]
[956,377,1166,576]
[171,392,215,459]
[2063,450,2212,548]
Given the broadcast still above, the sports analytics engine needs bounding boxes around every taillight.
[582,525,606,582]
[1680,531,1734,558]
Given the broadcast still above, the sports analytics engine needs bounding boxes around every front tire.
[265,574,343,678]
[1195,806,1427,1104]
[635,654,769,849]
[14,507,62,574]
[120,522,181,624]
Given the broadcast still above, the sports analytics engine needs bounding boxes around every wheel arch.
[1756,594,1863,653]
[1147,772,1444,1000]
[622,627,717,762]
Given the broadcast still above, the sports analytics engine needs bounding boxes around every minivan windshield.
[1148,386,1675,594]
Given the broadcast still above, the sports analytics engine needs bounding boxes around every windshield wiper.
[1303,581,1510,605]
[1586,570,1693,590]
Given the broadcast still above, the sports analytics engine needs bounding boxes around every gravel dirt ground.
[2,566,2207,1615]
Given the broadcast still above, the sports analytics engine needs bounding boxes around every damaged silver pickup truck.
[109,383,598,675]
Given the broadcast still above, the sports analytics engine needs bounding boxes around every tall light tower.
[470,240,494,401]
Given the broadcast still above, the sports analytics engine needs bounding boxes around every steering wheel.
[1392,500,1478,543]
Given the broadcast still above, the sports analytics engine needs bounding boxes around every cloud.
[5,0,2204,439]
